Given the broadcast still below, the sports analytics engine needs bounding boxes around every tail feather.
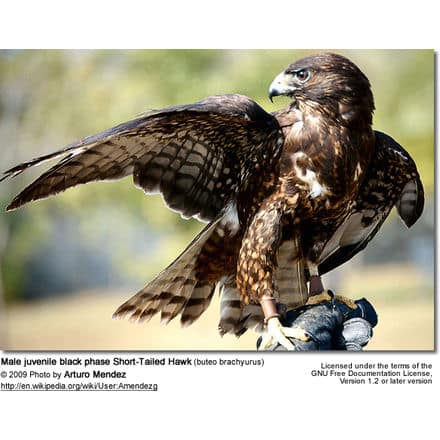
[114,212,309,335]
[160,278,197,324]
[180,282,216,327]
[218,276,245,336]
[218,237,308,336]
[113,207,240,326]
[275,236,308,309]
[113,219,219,324]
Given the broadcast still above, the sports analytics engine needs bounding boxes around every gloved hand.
[340,298,378,350]
[256,294,378,351]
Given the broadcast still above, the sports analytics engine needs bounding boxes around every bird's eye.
[295,69,310,83]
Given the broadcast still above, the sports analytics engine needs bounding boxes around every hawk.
[2,53,423,350]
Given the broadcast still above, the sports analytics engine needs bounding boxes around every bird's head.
[269,53,375,125]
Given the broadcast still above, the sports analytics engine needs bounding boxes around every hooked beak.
[268,72,297,102]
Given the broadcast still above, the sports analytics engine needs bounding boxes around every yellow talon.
[334,295,357,309]
[305,291,357,310]
[305,290,333,306]
[259,317,307,351]
[289,326,310,342]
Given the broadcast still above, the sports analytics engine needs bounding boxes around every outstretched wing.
[318,130,424,275]
[2,94,283,221]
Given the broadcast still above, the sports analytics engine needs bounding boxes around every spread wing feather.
[3,94,282,221]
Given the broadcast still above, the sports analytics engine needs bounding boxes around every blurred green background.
[0,50,434,350]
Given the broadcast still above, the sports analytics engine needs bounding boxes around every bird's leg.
[305,262,357,309]
[308,262,322,294]
[236,198,309,350]
[258,295,310,350]
[306,262,332,303]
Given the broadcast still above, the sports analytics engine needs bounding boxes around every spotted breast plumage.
[1,53,423,350]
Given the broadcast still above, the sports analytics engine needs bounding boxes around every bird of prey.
[219,130,423,338]
[2,53,423,350]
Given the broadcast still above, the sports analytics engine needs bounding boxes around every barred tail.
[113,220,220,326]
[113,203,241,327]
[218,238,308,336]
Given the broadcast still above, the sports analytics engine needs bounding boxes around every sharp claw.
[305,289,357,310]
[258,317,303,351]
[305,290,333,306]
[258,334,277,350]
[284,326,310,342]
[328,289,336,309]
[333,294,357,309]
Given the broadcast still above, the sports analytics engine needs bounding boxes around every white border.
[0,2,438,439]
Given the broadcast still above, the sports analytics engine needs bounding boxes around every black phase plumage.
[1,53,424,343]
[317,131,424,275]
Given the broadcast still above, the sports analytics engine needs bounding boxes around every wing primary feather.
[3,95,282,222]
[1,148,83,184]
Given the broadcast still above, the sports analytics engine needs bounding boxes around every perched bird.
[219,130,424,338]
[315,131,424,276]
[2,53,423,350]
